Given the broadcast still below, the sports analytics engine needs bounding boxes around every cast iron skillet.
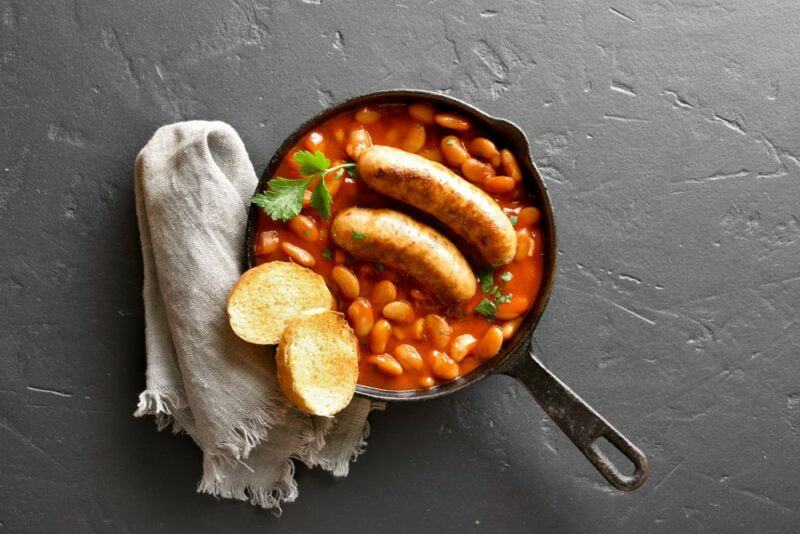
[245,89,649,491]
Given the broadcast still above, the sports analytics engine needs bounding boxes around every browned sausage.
[356,145,517,265]
[331,207,476,303]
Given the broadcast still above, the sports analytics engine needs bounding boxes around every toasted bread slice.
[227,261,333,345]
[276,309,359,416]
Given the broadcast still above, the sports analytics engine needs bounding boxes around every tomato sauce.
[252,103,544,390]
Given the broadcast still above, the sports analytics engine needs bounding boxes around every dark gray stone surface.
[2,0,799,532]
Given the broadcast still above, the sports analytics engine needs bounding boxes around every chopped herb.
[351,231,367,240]
[250,177,312,222]
[475,298,497,321]
[474,266,514,322]
[322,248,332,261]
[445,139,458,146]
[477,264,495,293]
[374,262,386,272]
[251,149,356,222]
[346,166,359,180]
[509,215,518,226]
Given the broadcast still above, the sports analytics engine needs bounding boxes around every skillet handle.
[505,339,649,491]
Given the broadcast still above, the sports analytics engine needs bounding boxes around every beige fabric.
[133,120,381,511]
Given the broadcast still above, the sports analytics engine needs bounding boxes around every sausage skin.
[331,207,477,304]
[357,145,517,265]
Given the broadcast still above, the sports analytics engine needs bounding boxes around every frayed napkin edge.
[135,388,386,514]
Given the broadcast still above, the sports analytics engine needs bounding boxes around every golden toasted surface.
[276,309,359,416]
[227,261,333,345]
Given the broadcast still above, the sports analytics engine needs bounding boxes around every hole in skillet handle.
[585,434,645,489]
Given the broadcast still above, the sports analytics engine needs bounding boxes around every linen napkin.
[133,120,383,511]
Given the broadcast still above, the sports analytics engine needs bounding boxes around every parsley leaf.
[500,271,513,283]
[475,298,497,321]
[477,264,495,293]
[294,150,330,176]
[322,249,332,261]
[250,177,312,222]
[351,231,367,240]
[310,177,332,220]
[346,166,359,180]
[254,148,356,222]
[509,215,518,226]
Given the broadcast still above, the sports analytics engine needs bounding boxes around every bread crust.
[227,261,333,345]
[276,310,358,416]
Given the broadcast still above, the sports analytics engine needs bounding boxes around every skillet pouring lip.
[244,89,558,402]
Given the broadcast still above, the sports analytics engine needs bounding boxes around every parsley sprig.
[474,265,513,321]
[250,150,356,222]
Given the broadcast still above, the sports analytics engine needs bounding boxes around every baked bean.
[347,297,374,338]
[440,135,469,166]
[384,127,400,147]
[419,375,436,388]
[469,137,499,160]
[254,230,279,256]
[515,229,533,262]
[281,242,315,267]
[412,317,425,340]
[288,214,319,242]
[331,265,360,299]
[369,319,392,354]
[501,317,523,340]
[325,169,344,198]
[410,289,426,301]
[371,280,397,310]
[304,131,325,151]
[383,300,415,324]
[334,249,347,265]
[392,327,409,340]
[517,206,541,227]
[473,326,504,360]
[355,106,380,125]
[496,296,530,320]
[425,314,452,350]
[394,344,424,371]
[500,149,522,182]
[417,146,443,163]
[346,128,372,159]
[461,158,494,183]
[367,354,403,377]
[409,103,436,125]
[483,175,516,194]
[450,334,478,362]
[434,113,471,131]
[402,122,427,153]
[431,351,459,380]
[490,153,502,168]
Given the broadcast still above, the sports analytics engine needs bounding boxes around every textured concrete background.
[2,0,799,532]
